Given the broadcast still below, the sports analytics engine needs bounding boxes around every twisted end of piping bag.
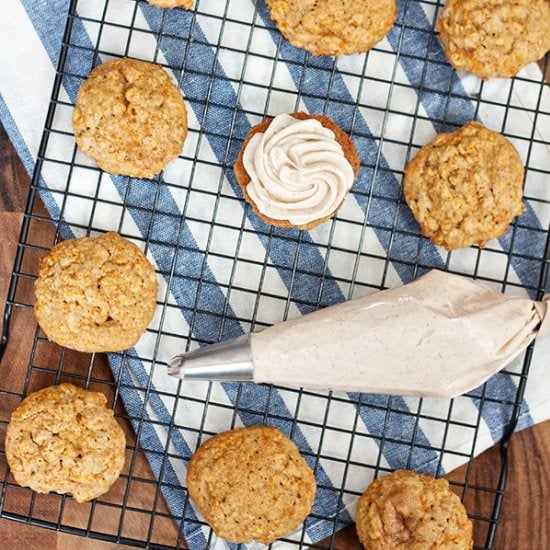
[536,294,550,337]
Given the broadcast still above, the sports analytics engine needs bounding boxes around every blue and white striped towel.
[1,0,549,547]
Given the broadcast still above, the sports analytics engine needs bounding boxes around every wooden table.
[0,124,548,549]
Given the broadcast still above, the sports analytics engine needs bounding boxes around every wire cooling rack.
[1,0,549,548]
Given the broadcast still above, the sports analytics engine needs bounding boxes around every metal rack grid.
[0,0,549,548]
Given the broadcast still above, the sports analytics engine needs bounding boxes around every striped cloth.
[1,0,549,548]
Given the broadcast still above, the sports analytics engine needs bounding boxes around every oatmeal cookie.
[356,470,473,549]
[73,58,187,178]
[34,232,158,353]
[438,0,550,79]
[265,0,397,56]
[234,112,360,230]
[186,425,316,544]
[146,0,193,8]
[404,121,524,250]
[5,384,126,503]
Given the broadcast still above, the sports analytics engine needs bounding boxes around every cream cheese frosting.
[250,271,549,397]
[242,113,355,227]
[168,270,549,398]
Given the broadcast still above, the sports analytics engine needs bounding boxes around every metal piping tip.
[167,334,254,382]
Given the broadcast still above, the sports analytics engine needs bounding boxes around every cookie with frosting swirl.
[235,113,360,230]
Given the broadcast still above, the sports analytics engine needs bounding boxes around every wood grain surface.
[0,121,548,550]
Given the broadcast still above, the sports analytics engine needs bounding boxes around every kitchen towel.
[1,0,549,548]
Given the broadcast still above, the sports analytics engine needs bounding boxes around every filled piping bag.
[168,271,549,398]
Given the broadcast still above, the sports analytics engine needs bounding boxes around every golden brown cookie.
[146,0,193,8]
[356,470,473,550]
[438,0,550,79]
[186,425,316,544]
[234,112,360,230]
[265,0,397,56]
[404,121,524,250]
[34,232,158,353]
[73,58,187,178]
[5,384,126,503]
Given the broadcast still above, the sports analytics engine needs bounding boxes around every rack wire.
[1,0,549,548]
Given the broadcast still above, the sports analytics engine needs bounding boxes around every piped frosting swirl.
[242,114,355,227]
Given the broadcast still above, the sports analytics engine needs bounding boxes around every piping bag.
[168,271,549,398]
